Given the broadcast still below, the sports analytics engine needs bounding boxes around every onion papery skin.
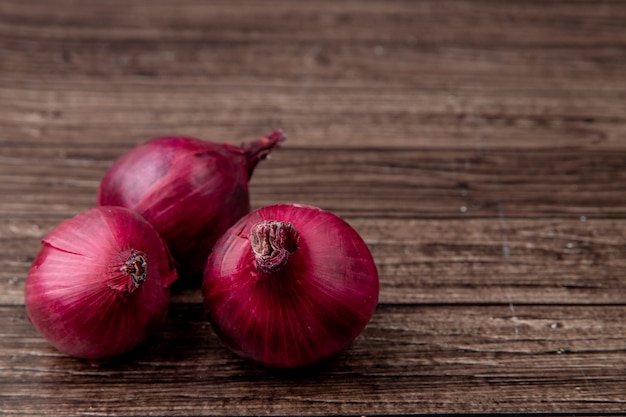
[203,204,379,369]
[97,131,284,282]
[25,206,178,363]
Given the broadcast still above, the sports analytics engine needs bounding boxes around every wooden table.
[1,1,625,414]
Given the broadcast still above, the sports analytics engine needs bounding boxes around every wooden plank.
[1,304,624,414]
[0,1,625,92]
[2,0,625,47]
[1,0,626,149]
[3,40,626,93]
[2,147,626,219]
[1,81,625,149]
[2,217,624,306]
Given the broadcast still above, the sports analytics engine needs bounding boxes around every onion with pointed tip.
[97,130,285,281]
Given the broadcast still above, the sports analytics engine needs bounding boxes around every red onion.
[203,204,379,368]
[97,130,285,281]
[25,206,178,364]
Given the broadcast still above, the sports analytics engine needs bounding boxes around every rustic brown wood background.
[1,0,626,415]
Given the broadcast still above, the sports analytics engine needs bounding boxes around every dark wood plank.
[1,80,625,149]
[1,0,626,150]
[1,0,625,92]
[2,147,626,219]
[3,217,625,306]
[1,304,624,414]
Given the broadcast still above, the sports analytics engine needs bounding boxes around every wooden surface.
[1,0,625,415]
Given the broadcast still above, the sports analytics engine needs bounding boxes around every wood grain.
[2,80,625,149]
[1,304,625,415]
[1,1,625,92]
[2,217,625,306]
[1,0,626,149]
[3,146,626,219]
[1,0,626,415]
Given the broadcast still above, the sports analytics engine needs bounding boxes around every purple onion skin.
[97,131,284,282]
[203,204,379,369]
[25,207,178,363]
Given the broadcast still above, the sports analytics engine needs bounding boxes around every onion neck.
[110,249,148,294]
[250,221,299,273]
[242,130,285,178]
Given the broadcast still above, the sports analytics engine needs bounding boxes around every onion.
[97,130,285,281]
[203,204,379,368]
[25,206,178,364]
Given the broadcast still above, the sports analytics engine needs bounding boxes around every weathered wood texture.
[1,304,625,415]
[1,0,626,415]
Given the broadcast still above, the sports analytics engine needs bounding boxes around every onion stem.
[249,220,299,272]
